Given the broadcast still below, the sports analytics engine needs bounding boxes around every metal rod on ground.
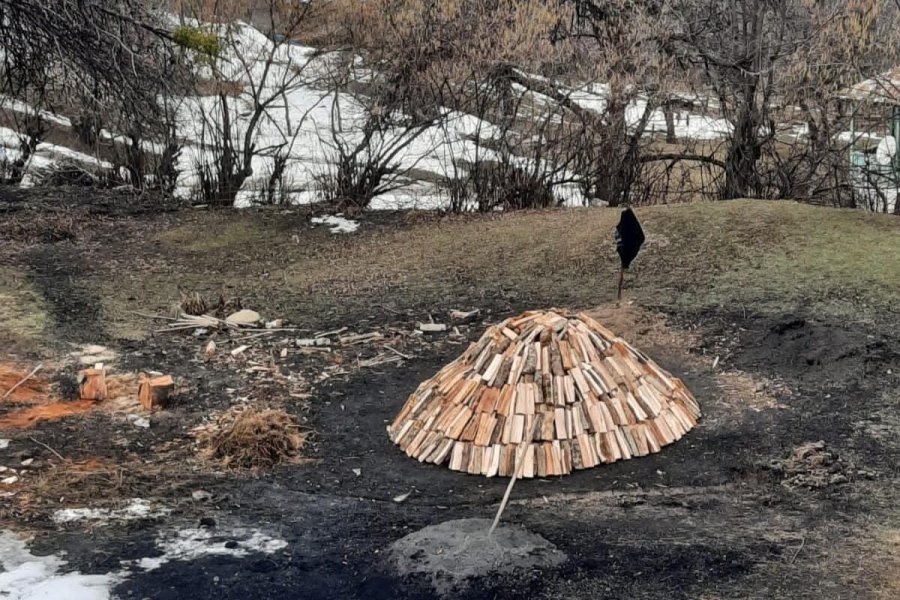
[616,266,625,302]
[489,442,529,537]
[2,363,42,400]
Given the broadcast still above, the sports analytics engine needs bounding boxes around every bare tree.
[0,1,172,116]
[663,0,900,201]
[179,0,323,205]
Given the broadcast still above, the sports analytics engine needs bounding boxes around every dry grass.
[3,212,82,244]
[0,267,47,346]
[199,407,306,469]
[1,459,127,521]
[715,371,786,413]
[91,200,900,341]
[873,528,900,600]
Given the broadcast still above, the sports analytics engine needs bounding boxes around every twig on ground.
[373,304,401,315]
[384,345,412,359]
[29,436,65,461]
[314,326,348,338]
[232,331,281,342]
[129,311,179,321]
[789,536,805,564]
[234,327,303,333]
[2,363,43,400]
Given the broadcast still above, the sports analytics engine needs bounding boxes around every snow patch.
[311,215,359,233]
[0,439,9,450]
[131,526,288,571]
[52,499,170,525]
[0,531,118,600]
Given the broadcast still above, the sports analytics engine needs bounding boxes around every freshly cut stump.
[388,518,565,596]
[388,309,701,477]
[77,367,108,401]
[138,374,175,411]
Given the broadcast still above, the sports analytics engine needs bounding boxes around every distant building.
[838,68,900,213]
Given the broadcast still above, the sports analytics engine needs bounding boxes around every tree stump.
[78,366,108,401]
[139,374,174,411]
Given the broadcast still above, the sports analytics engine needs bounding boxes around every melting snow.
[52,499,170,524]
[1,522,288,597]
[311,215,360,233]
[131,526,288,571]
[1,20,735,208]
[0,531,118,600]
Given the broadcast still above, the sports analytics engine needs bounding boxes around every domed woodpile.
[388,310,701,477]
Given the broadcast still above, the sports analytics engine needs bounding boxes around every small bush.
[172,26,222,61]
[467,160,557,212]
[317,151,396,211]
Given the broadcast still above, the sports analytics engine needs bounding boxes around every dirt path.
[25,244,109,343]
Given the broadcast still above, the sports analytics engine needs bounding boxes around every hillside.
[0,192,897,599]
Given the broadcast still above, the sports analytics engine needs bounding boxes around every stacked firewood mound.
[388,310,701,477]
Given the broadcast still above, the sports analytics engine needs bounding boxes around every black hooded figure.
[615,208,644,299]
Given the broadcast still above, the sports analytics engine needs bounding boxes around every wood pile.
[387,310,701,478]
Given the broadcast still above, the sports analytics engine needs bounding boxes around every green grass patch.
[0,266,48,344]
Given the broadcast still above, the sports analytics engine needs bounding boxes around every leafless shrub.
[180,1,321,206]
[662,0,900,204]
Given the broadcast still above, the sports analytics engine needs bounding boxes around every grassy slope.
[4,199,897,344]
[86,199,900,339]
[0,266,48,346]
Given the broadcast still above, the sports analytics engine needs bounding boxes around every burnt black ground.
[6,308,894,599]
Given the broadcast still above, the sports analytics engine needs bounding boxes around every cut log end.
[139,374,175,412]
[78,367,108,401]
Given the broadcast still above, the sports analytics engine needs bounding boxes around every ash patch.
[388,518,565,596]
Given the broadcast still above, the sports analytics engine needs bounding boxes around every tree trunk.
[662,101,677,144]
[723,102,762,199]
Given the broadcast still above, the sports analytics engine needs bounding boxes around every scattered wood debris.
[388,309,702,478]
[157,314,223,333]
[450,309,480,322]
[340,332,383,345]
[1,364,43,401]
[296,338,331,348]
[225,309,261,326]
[770,441,862,489]
[419,323,447,333]
[358,354,403,368]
